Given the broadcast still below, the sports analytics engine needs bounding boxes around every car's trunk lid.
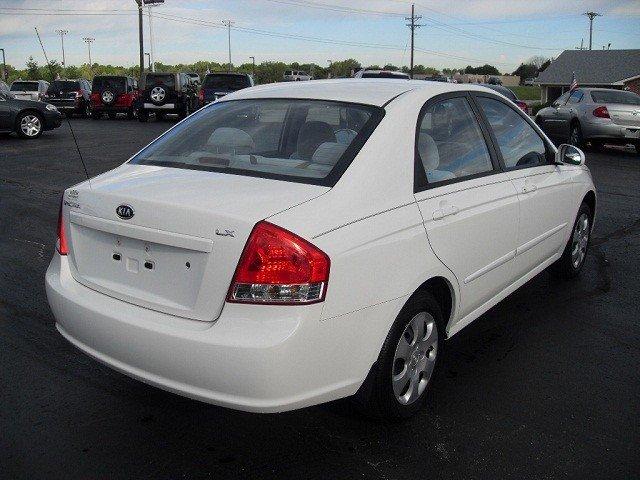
[606,103,640,128]
[65,164,328,322]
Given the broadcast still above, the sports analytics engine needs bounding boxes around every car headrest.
[418,134,440,172]
[311,142,348,165]
[207,127,255,154]
[296,121,337,160]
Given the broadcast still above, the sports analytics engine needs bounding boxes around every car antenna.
[34,27,91,188]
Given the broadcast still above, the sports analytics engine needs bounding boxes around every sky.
[1,0,640,73]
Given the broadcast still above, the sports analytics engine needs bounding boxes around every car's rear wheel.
[156,112,165,121]
[137,109,148,122]
[127,108,135,120]
[108,112,117,120]
[91,111,102,120]
[550,202,591,279]
[16,111,44,139]
[353,291,443,419]
[569,122,584,148]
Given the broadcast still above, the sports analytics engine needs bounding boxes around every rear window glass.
[49,80,80,92]
[130,99,384,186]
[362,72,409,79]
[93,77,126,92]
[10,81,39,91]
[145,74,175,88]
[203,74,250,91]
[590,90,640,105]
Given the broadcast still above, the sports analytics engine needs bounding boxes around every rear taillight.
[593,105,610,118]
[227,221,330,304]
[198,88,204,102]
[515,100,529,115]
[56,199,68,255]
[75,90,83,98]
[90,93,100,105]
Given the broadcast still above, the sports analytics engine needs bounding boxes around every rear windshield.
[10,81,39,91]
[93,76,126,92]
[590,90,640,105]
[362,72,409,79]
[49,80,80,92]
[145,74,175,88]
[203,74,250,91]
[130,99,384,186]
[284,71,293,76]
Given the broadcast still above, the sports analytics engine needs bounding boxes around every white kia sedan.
[46,80,596,418]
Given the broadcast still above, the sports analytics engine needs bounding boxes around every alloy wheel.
[20,114,42,137]
[571,213,589,269]
[392,312,438,405]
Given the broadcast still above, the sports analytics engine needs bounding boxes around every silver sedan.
[535,88,640,153]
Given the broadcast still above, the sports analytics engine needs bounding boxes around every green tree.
[26,56,39,80]
[464,64,500,75]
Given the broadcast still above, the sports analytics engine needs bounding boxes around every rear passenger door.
[414,93,520,321]
[474,93,575,279]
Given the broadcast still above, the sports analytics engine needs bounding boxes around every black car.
[45,78,92,117]
[137,72,198,122]
[199,72,254,106]
[0,90,63,138]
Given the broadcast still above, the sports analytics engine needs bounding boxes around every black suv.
[44,78,92,117]
[199,72,254,106]
[137,72,198,122]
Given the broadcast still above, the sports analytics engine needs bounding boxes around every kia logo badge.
[116,205,135,220]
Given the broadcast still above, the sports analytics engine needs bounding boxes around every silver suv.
[10,80,50,101]
[535,88,640,152]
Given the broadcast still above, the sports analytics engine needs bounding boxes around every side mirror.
[556,144,585,166]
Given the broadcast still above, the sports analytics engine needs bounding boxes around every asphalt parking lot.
[1,118,639,479]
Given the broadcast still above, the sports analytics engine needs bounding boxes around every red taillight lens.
[227,221,330,304]
[593,105,610,118]
[90,93,101,105]
[56,199,68,255]
[515,100,529,114]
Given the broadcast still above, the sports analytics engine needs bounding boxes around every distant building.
[537,49,640,103]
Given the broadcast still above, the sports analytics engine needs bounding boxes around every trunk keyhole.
[112,253,121,261]
[144,261,154,270]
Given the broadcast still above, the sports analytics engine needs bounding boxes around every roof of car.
[222,79,497,107]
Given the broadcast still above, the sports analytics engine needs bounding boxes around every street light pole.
[222,20,234,72]
[145,53,151,70]
[83,37,95,67]
[135,0,144,76]
[584,11,602,50]
[249,56,255,78]
[55,29,68,67]
[0,48,6,81]
[327,59,332,79]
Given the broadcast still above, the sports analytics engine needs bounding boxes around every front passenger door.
[414,94,520,322]
[475,94,575,279]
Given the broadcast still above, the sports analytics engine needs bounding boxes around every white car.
[10,79,50,101]
[46,79,596,418]
[283,70,312,81]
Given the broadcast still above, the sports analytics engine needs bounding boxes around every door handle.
[522,184,538,194]
[433,205,459,220]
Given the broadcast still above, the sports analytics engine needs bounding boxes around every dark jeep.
[199,72,254,107]
[90,76,139,119]
[137,72,198,122]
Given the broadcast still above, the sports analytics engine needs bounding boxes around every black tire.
[137,109,148,122]
[108,112,117,120]
[588,140,604,152]
[15,111,44,139]
[127,108,135,120]
[569,121,584,148]
[550,202,592,279]
[353,291,444,419]
[156,112,165,121]
[91,111,102,120]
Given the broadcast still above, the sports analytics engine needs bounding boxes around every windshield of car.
[49,80,80,92]
[145,74,175,88]
[10,81,39,91]
[92,77,126,92]
[590,90,640,105]
[130,99,384,186]
[203,74,251,91]
[361,72,409,79]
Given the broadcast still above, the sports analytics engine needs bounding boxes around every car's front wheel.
[16,111,44,139]
[354,291,443,419]
[569,122,584,148]
[137,109,148,122]
[551,202,592,279]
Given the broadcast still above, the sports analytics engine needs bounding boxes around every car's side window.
[416,96,494,186]
[568,90,583,104]
[477,97,547,170]
[553,92,570,107]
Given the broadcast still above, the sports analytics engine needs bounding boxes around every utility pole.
[145,52,151,70]
[55,29,68,67]
[584,11,602,50]
[0,48,6,81]
[327,60,332,79]
[222,20,234,72]
[249,56,255,78]
[135,0,144,76]
[82,37,94,67]
[405,4,423,79]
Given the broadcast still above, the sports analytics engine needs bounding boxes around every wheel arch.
[412,276,456,338]
[14,108,44,132]
[582,190,596,226]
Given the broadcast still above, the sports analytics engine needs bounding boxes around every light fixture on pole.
[55,29,69,67]
[82,37,95,67]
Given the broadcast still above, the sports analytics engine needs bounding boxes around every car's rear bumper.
[582,121,640,142]
[45,253,386,412]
